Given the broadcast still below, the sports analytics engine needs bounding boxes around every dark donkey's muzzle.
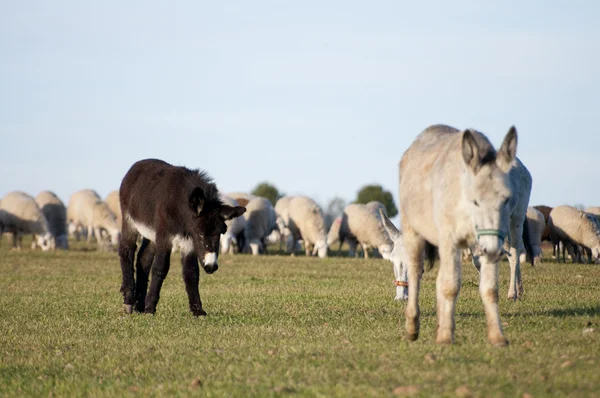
[202,252,219,274]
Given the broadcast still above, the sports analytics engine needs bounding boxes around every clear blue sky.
[1,1,598,214]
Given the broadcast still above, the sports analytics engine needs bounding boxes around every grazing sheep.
[0,191,54,251]
[34,191,68,249]
[549,205,600,263]
[227,192,255,207]
[243,197,277,255]
[524,207,545,265]
[366,201,386,215]
[68,222,88,241]
[586,207,600,223]
[340,203,392,260]
[326,217,342,251]
[219,194,247,254]
[67,189,120,247]
[285,196,328,257]
[533,205,552,241]
[274,196,294,252]
[105,190,122,229]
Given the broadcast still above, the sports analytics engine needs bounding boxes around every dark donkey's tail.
[522,218,534,267]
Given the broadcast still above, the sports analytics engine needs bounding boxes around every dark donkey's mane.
[120,159,224,234]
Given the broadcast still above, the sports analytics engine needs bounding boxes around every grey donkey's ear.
[461,129,481,173]
[379,209,400,241]
[496,126,517,172]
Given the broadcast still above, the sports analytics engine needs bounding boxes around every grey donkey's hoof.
[123,304,133,314]
[489,336,509,347]
[407,333,419,341]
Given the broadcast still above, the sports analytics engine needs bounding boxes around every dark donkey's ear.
[189,187,205,215]
[220,205,246,220]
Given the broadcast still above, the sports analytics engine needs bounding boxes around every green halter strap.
[476,228,505,241]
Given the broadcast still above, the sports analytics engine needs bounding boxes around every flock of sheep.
[0,188,599,267]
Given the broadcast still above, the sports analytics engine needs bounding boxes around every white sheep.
[499,207,544,266]
[67,189,120,246]
[340,203,392,259]
[219,194,247,254]
[33,191,68,250]
[586,207,600,228]
[549,205,600,263]
[274,196,294,252]
[105,190,122,229]
[68,221,88,241]
[227,192,255,207]
[365,201,386,215]
[0,191,54,251]
[243,197,277,255]
[285,196,328,258]
[586,206,600,217]
[326,216,342,250]
[524,206,545,265]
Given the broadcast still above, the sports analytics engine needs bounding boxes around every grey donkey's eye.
[473,200,479,207]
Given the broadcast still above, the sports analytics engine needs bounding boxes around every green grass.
[1,239,599,397]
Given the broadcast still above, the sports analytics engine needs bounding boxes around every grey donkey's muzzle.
[475,228,507,261]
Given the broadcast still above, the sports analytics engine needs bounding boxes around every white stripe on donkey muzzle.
[204,252,217,266]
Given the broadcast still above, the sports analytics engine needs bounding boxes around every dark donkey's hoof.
[123,304,133,314]
[192,307,207,317]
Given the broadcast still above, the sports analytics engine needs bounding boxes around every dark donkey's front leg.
[134,238,155,313]
[182,253,207,316]
[119,224,139,314]
[144,240,172,315]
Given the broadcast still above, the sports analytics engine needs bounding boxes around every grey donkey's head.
[462,126,517,263]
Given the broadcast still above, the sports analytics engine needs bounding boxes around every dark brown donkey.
[118,159,245,316]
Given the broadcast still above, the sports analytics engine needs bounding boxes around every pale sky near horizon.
[1,1,599,217]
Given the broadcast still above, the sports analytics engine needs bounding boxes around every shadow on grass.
[455,305,600,318]
[527,305,600,318]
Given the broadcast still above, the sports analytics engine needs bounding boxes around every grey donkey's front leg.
[402,228,425,342]
[435,241,461,344]
[478,255,508,346]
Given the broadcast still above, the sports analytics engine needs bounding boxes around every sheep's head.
[36,233,54,251]
[313,239,328,258]
[109,229,121,246]
[220,233,233,254]
[265,228,281,245]
[592,246,600,263]
[379,209,408,300]
[245,239,263,256]
[378,244,392,260]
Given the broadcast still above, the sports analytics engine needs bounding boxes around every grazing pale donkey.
[397,124,522,346]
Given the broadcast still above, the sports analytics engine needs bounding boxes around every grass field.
[1,239,599,397]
